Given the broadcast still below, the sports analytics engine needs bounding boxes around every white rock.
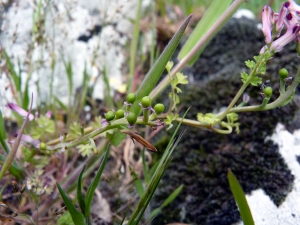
[0,0,150,114]
[236,123,300,225]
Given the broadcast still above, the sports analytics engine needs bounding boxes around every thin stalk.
[225,66,300,113]
[128,0,142,92]
[217,54,266,121]
[46,117,160,151]
[0,95,33,180]
[150,0,245,99]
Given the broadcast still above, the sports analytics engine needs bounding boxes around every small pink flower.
[13,133,40,148]
[286,0,300,14]
[6,103,34,121]
[45,111,52,118]
[270,23,300,52]
[261,6,273,44]
[275,4,288,36]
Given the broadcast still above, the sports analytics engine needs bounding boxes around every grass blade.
[2,50,21,92]
[56,182,87,225]
[228,169,254,225]
[130,15,192,115]
[127,108,189,225]
[150,184,183,219]
[178,0,232,65]
[77,165,86,215]
[85,143,110,217]
[130,167,144,197]
[0,111,9,154]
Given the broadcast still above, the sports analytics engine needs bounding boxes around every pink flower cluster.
[261,0,300,53]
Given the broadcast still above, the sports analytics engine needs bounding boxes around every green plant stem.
[0,96,32,180]
[280,78,285,94]
[150,0,245,99]
[174,117,210,128]
[227,66,300,113]
[46,117,159,151]
[217,54,265,121]
[259,97,270,108]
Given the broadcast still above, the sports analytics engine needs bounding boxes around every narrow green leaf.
[23,80,30,110]
[0,111,10,154]
[0,154,24,179]
[130,167,144,197]
[128,0,142,92]
[142,150,150,184]
[2,50,21,92]
[161,184,183,207]
[119,205,130,225]
[130,14,192,115]
[54,96,68,111]
[77,165,86,215]
[56,182,86,225]
[85,144,110,217]
[178,0,232,65]
[127,108,189,225]
[149,184,183,219]
[228,169,254,225]
[0,111,7,141]
[149,207,161,219]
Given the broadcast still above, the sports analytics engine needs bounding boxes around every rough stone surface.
[0,0,150,110]
[152,18,300,225]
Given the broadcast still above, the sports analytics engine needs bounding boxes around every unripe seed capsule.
[115,109,125,119]
[264,86,273,97]
[105,111,115,121]
[141,96,151,108]
[40,142,47,150]
[279,68,288,80]
[154,103,165,114]
[127,112,137,126]
[126,93,137,104]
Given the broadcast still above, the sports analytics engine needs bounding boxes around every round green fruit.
[127,112,137,125]
[115,109,125,119]
[105,111,115,121]
[141,96,151,108]
[154,103,165,114]
[126,93,136,104]
[263,86,273,97]
[40,142,47,150]
[279,68,288,79]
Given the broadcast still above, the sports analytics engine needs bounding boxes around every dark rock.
[152,18,300,225]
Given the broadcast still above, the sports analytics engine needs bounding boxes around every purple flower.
[270,23,300,52]
[45,111,52,118]
[261,5,273,44]
[275,4,288,36]
[243,93,250,103]
[13,133,40,148]
[6,103,34,121]
[101,118,109,127]
[285,0,300,14]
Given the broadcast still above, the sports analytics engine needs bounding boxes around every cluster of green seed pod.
[103,93,165,127]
